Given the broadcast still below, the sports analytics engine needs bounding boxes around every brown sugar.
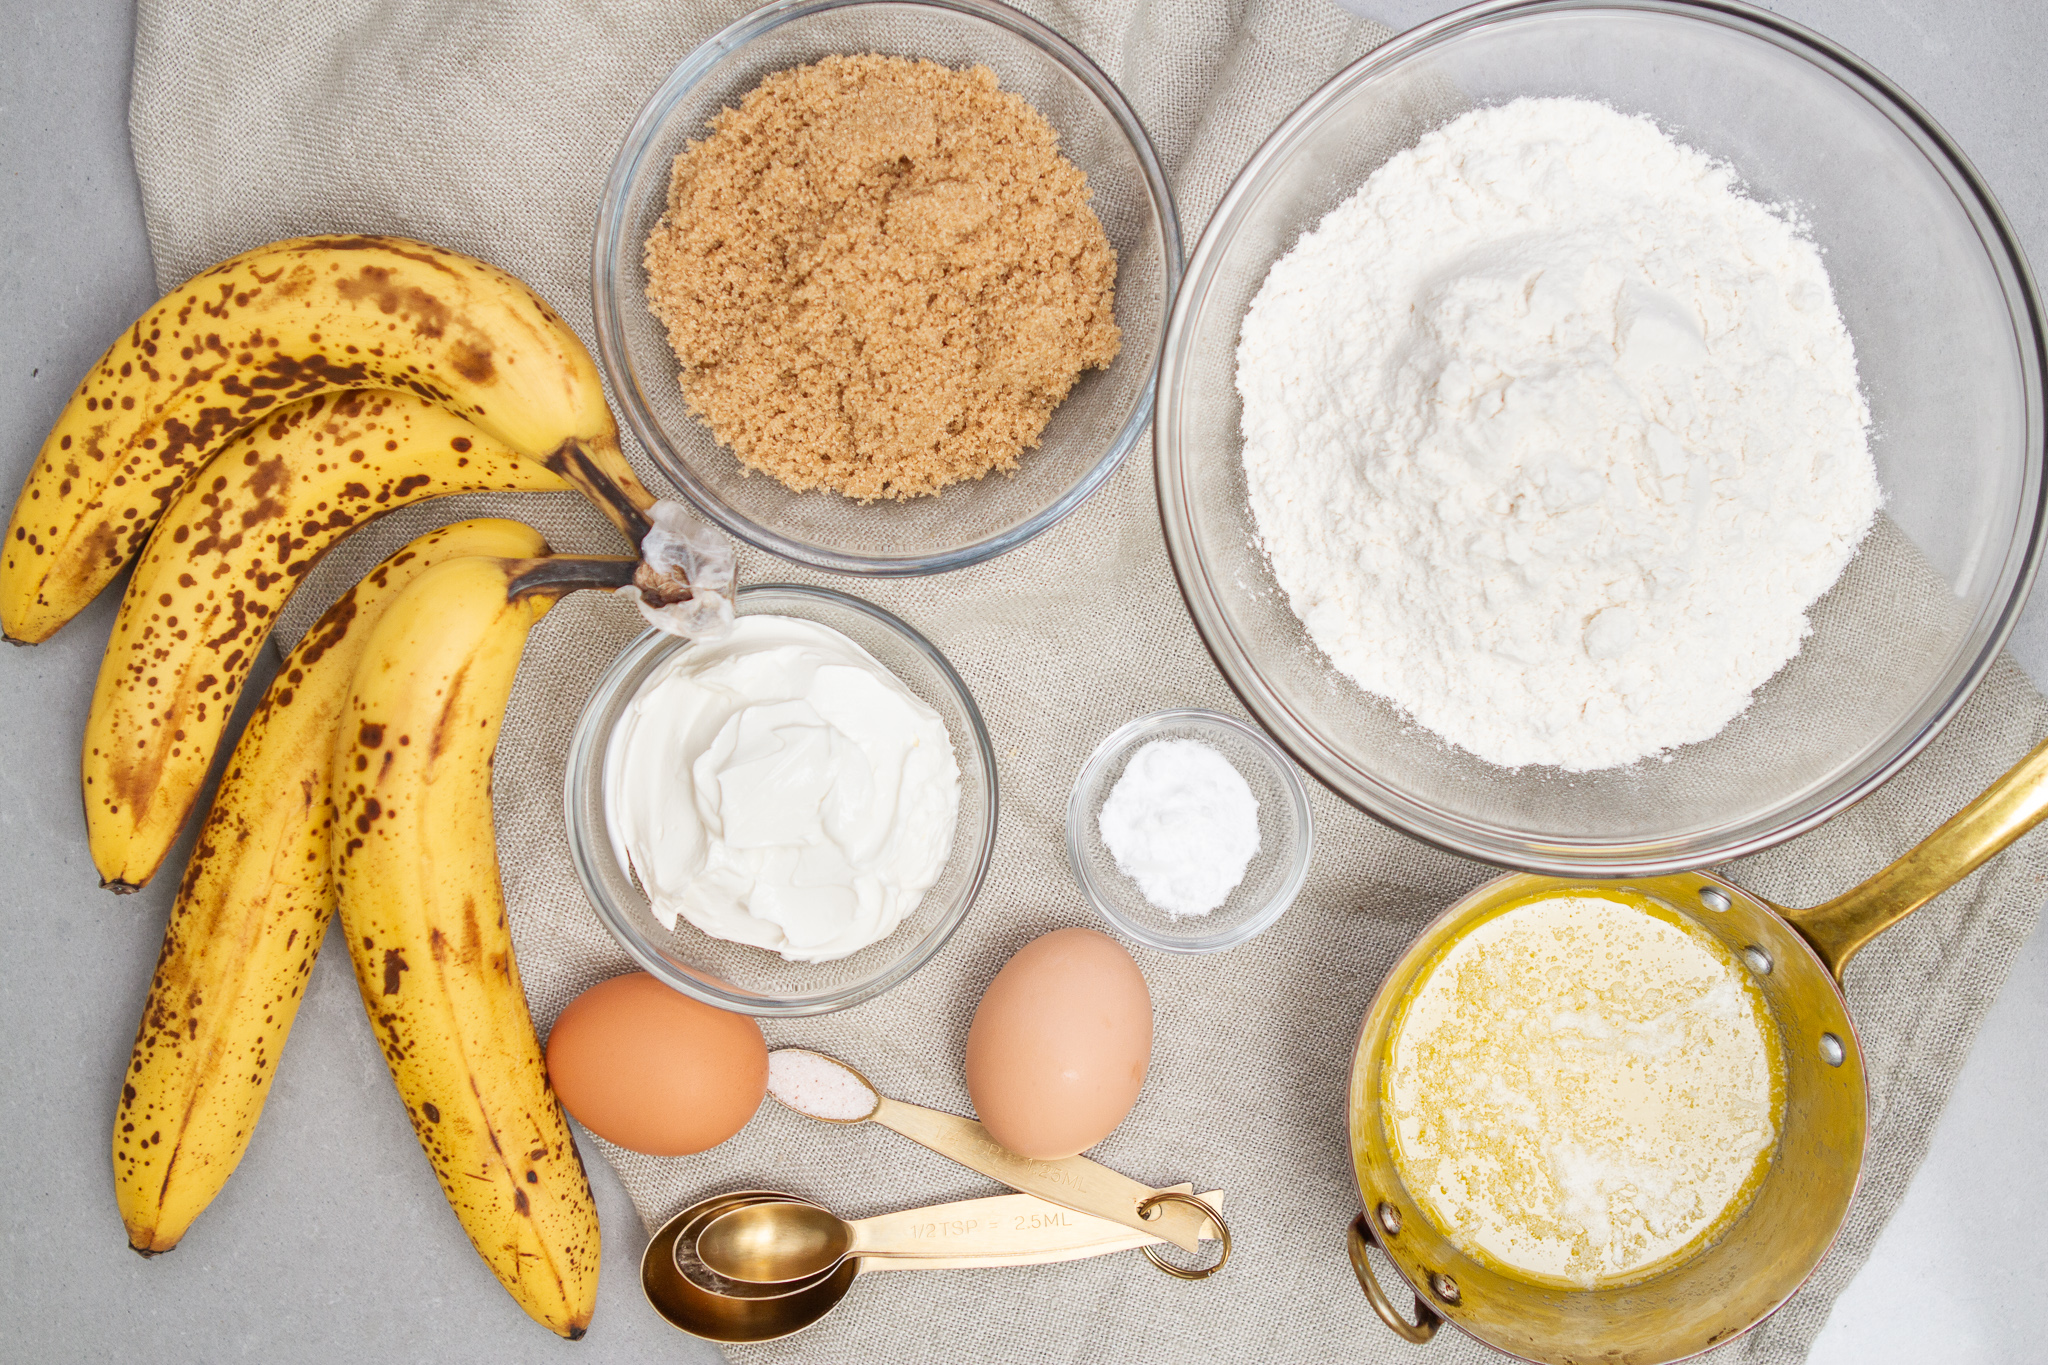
[642,55,1122,502]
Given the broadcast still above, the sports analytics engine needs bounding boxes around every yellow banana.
[82,388,571,893]
[332,551,634,1337]
[3,233,657,644]
[114,518,550,1256]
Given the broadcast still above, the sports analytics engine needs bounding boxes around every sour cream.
[604,615,960,964]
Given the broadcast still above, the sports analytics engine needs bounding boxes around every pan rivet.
[1429,1271,1461,1304]
[1700,887,1731,912]
[1742,946,1773,975]
[1377,1202,1402,1236]
[1820,1033,1845,1067]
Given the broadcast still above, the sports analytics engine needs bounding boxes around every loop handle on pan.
[1347,1213,1439,1344]
[1784,734,2048,981]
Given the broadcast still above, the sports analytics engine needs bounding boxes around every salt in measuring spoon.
[764,1047,1218,1256]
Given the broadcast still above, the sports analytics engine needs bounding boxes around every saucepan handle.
[1783,734,2048,982]
[1347,1213,1440,1345]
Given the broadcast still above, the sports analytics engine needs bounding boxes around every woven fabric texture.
[129,3,2048,1363]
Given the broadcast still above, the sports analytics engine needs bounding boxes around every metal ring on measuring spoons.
[1136,1191,1231,1280]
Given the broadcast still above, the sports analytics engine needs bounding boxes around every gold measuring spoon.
[673,1184,1225,1300]
[644,1186,1229,1342]
[698,1188,1229,1285]
[669,1191,826,1301]
[644,1189,832,1341]
[766,1047,1217,1255]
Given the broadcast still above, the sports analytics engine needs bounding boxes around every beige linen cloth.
[130,2,2048,1362]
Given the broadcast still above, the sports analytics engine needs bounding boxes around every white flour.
[1236,98,1878,771]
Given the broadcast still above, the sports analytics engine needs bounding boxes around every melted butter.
[1384,887,1783,1288]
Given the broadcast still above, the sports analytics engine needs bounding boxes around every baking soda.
[1098,738,1260,918]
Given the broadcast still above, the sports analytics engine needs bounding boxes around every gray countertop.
[2,1,2042,1360]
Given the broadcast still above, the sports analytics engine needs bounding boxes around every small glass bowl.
[563,584,997,1016]
[1066,710,1313,954]
[592,0,1182,576]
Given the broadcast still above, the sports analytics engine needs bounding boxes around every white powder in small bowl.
[1097,739,1260,918]
[767,1048,879,1121]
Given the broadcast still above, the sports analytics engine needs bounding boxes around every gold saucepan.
[1345,735,2048,1364]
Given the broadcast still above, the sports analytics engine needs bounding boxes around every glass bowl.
[1155,0,2047,875]
[1066,710,1313,954]
[563,584,997,1016]
[593,0,1182,576]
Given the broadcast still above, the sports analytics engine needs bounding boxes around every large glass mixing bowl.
[1156,0,2047,874]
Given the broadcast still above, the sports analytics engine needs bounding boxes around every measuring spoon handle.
[849,1185,1222,1261]
[869,1096,1208,1253]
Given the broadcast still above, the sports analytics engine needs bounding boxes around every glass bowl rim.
[1152,0,2048,876]
[562,582,1000,1016]
[591,0,1186,577]
[1065,708,1316,953]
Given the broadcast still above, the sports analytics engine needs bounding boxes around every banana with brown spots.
[3,234,659,644]
[332,550,635,1338]
[81,388,572,893]
[114,518,550,1256]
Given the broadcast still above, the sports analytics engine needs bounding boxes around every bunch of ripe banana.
[9,235,700,1338]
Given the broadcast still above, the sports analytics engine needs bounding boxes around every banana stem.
[506,555,640,601]
[533,445,722,618]
[543,437,655,544]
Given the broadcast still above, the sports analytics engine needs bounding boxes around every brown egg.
[545,972,767,1156]
[965,927,1153,1160]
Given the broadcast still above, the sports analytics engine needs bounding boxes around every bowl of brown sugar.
[594,0,1181,575]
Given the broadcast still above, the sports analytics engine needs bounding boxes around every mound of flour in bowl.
[1235,97,1878,771]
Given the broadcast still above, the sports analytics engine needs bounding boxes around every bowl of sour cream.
[564,585,996,1016]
